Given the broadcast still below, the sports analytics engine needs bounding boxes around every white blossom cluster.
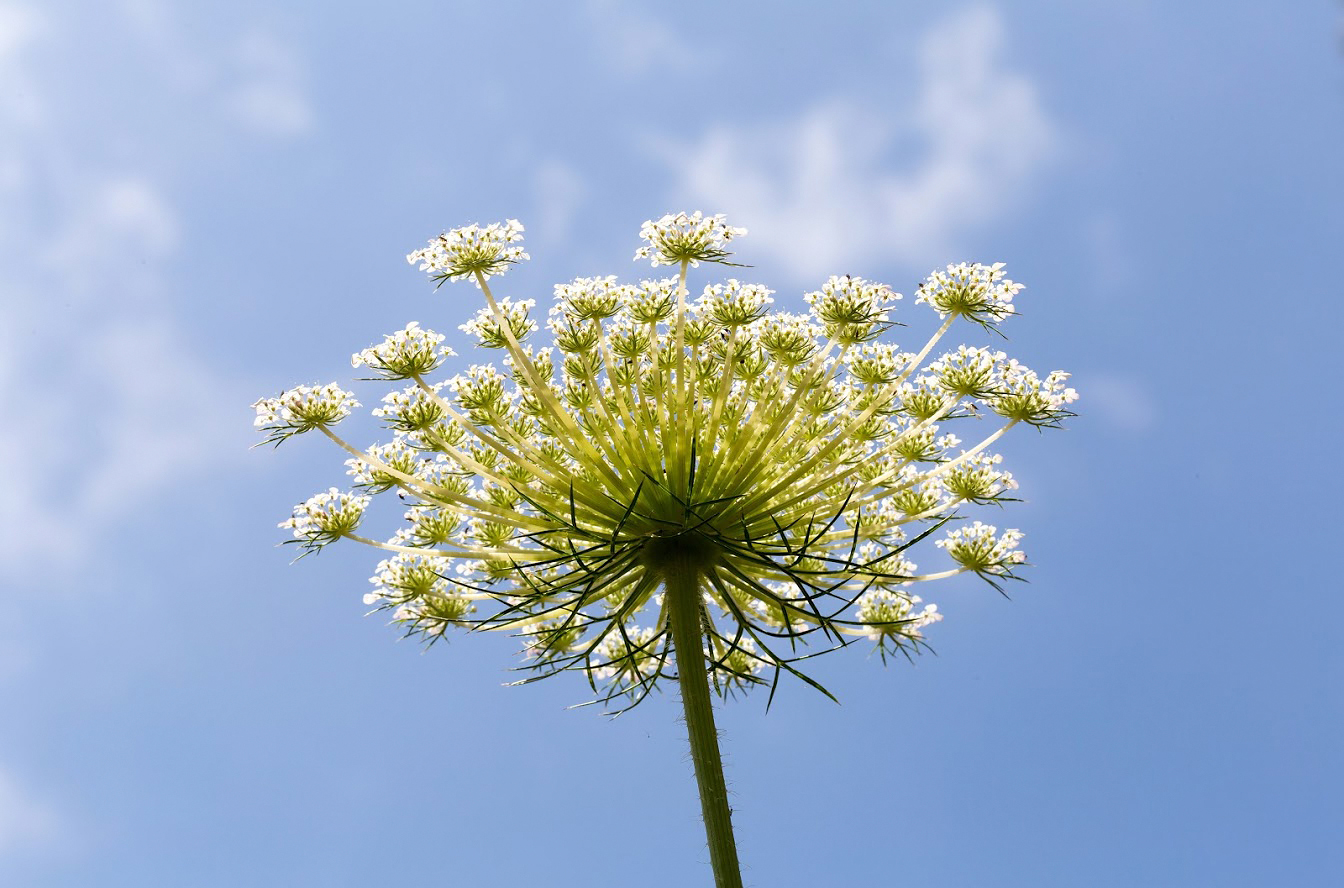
[345,438,421,493]
[256,212,1076,706]
[364,552,476,635]
[351,321,454,380]
[253,384,360,445]
[634,212,747,267]
[936,521,1027,575]
[915,261,1024,327]
[279,488,370,551]
[855,589,943,653]
[406,220,528,287]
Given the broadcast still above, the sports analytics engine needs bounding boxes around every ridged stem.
[664,548,744,888]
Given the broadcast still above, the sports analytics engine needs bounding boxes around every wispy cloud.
[119,0,315,139]
[1078,373,1156,435]
[0,2,44,201]
[38,177,179,296]
[226,30,314,137]
[531,159,587,246]
[654,5,1059,280]
[0,4,278,576]
[582,0,702,75]
[0,2,40,61]
[0,181,247,569]
[0,766,58,856]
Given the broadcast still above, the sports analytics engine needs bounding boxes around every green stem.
[665,550,745,888]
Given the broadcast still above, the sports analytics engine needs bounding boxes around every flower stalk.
[658,536,744,888]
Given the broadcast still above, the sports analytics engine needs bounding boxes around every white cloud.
[0,767,57,856]
[226,31,314,137]
[0,3,44,200]
[532,160,587,245]
[1078,373,1156,434]
[583,0,701,75]
[0,300,249,571]
[0,2,41,61]
[62,321,246,525]
[655,5,1059,280]
[117,0,314,139]
[41,178,179,286]
[0,8,261,576]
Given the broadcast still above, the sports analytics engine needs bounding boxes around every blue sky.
[2,1,1341,886]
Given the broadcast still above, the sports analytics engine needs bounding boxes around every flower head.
[804,275,902,344]
[280,488,371,554]
[634,212,747,267]
[258,213,1075,708]
[935,521,1026,580]
[856,589,943,659]
[407,220,528,287]
[253,383,359,445]
[352,322,455,380]
[989,362,1079,428]
[915,262,1022,328]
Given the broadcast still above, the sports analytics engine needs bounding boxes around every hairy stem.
[664,550,745,888]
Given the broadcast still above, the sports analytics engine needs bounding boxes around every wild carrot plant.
[255,212,1076,887]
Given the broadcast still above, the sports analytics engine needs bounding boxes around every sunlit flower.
[351,321,454,379]
[856,588,943,658]
[406,220,528,287]
[256,214,1076,708]
[252,383,359,445]
[634,211,748,267]
[915,261,1023,328]
[279,488,370,554]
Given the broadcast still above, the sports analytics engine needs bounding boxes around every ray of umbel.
[254,212,1077,887]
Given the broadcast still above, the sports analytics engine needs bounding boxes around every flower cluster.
[915,261,1023,328]
[634,212,748,267]
[253,384,360,445]
[856,589,943,658]
[256,213,1076,708]
[936,521,1027,578]
[279,488,371,553]
[406,220,528,287]
[351,322,454,380]
[365,552,476,634]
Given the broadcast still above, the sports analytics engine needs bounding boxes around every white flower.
[943,452,1017,504]
[634,211,747,267]
[366,552,448,605]
[552,276,623,321]
[407,220,528,287]
[352,322,454,379]
[936,521,1026,577]
[700,280,774,327]
[846,343,917,386]
[372,383,449,433]
[257,211,1076,703]
[803,275,901,344]
[591,626,661,682]
[280,488,370,552]
[855,589,943,648]
[915,262,1022,327]
[345,438,422,493]
[989,362,1079,427]
[929,345,1006,399]
[253,383,360,444]
[460,298,537,348]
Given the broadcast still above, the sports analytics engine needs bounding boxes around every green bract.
[255,212,1077,709]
